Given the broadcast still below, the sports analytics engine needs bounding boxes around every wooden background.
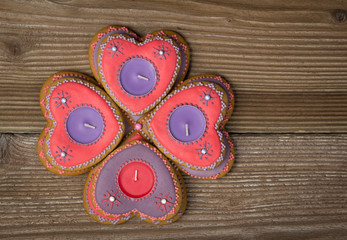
[0,0,347,239]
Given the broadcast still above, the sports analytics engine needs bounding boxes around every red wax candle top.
[118,162,155,198]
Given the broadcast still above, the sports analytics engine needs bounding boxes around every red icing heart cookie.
[38,72,98,175]
[38,72,125,175]
[90,26,189,116]
[140,75,234,173]
[84,140,186,225]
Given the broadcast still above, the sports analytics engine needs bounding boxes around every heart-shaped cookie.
[140,75,234,172]
[38,72,125,174]
[38,72,99,175]
[84,140,185,225]
[90,26,189,116]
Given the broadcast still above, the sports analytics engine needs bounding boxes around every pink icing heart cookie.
[89,26,189,116]
[84,140,186,225]
[140,75,234,177]
[38,72,125,175]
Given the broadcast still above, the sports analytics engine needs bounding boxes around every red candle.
[118,162,155,198]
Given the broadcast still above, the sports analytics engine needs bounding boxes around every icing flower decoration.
[38,26,235,225]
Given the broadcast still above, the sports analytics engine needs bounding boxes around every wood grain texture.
[1,0,347,133]
[1,0,347,239]
[0,134,346,239]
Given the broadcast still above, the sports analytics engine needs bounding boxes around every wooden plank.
[2,90,347,134]
[1,0,347,133]
[0,133,346,239]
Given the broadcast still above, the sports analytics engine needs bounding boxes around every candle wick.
[137,74,149,81]
[185,124,189,136]
[134,170,138,182]
[84,123,96,129]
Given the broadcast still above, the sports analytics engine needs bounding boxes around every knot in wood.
[7,42,21,58]
[333,9,346,23]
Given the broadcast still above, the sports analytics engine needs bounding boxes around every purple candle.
[66,107,104,144]
[168,105,206,142]
[120,58,156,96]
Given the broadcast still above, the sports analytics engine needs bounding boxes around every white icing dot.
[159,50,164,55]
[109,196,115,202]
[161,199,167,204]
[205,95,211,101]
[60,152,66,157]
[111,46,117,51]
[201,149,207,154]
[61,98,67,103]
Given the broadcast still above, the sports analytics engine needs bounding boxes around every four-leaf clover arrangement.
[38,26,235,225]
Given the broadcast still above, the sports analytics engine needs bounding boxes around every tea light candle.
[120,58,156,96]
[118,161,155,198]
[66,106,104,144]
[168,105,206,142]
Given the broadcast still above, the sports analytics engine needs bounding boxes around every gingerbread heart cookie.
[84,140,186,225]
[140,75,234,175]
[38,72,125,175]
[89,26,189,116]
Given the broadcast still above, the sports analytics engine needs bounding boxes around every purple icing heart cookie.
[83,140,186,225]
